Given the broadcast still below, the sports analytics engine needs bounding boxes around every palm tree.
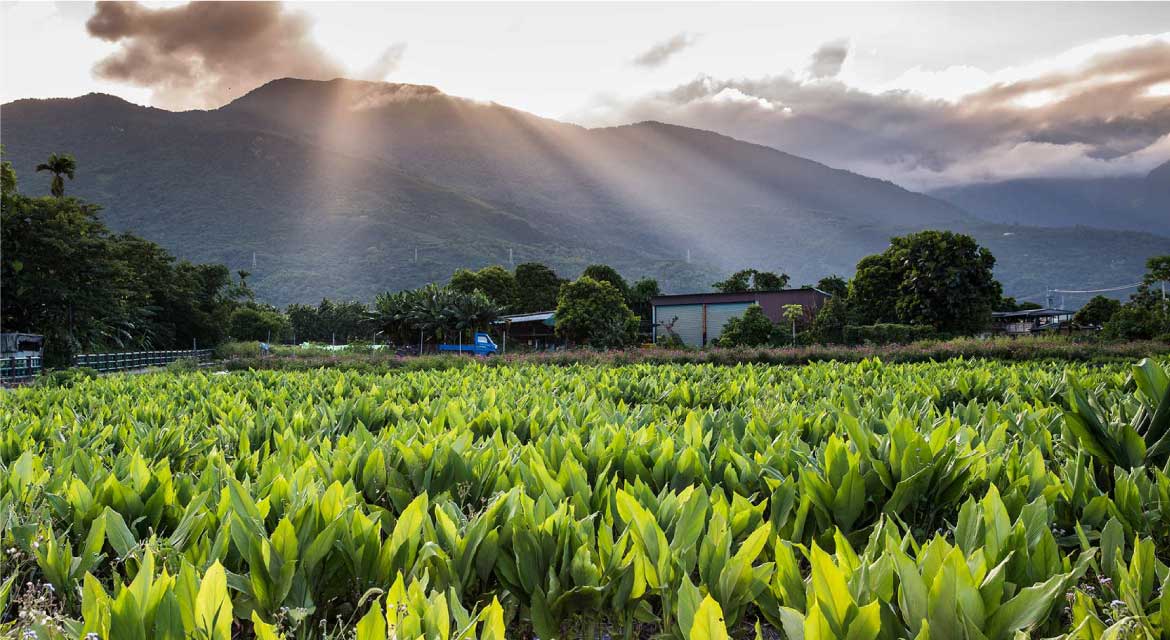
[783,303,804,347]
[35,153,77,197]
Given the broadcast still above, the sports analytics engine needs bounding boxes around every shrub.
[34,366,98,388]
[717,304,776,347]
[843,323,936,345]
[166,356,199,373]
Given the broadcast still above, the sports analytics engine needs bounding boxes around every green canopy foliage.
[712,268,790,293]
[555,276,637,348]
[449,265,518,310]
[581,264,630,300]
[1,164,246,365]
[1074,295,1122,327]
[513,262,565,313]
[717,304,776,347]
[1103,255,1170,340]
[851,230,1002,335]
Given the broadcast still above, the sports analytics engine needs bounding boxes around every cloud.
[632,32,699,68]
[582,35,1170,188]
[85,1,404,110]
[807,39,849,79]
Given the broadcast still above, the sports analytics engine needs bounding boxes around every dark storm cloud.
[633,32,700,68]
[590,38,1170,187]
[807,39,849,79]
[85,1,399,110]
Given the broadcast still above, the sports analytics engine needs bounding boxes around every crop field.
[2,358,1170,639]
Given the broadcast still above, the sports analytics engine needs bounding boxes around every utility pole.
[252,251,257,268]
[509,248,513,265]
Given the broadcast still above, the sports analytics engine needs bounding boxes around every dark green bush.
[843,323,936,345]
[34,366,99,388]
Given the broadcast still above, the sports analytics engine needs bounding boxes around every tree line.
[2,150,253,366]
[5,150,1166,363]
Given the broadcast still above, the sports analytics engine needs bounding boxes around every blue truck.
[438,332,499,356]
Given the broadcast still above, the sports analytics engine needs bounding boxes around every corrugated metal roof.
[651,287,831,302]
[494,311,555,324]
[991,308,1074,318]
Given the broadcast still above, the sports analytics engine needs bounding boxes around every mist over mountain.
[930,162,1170,235]
[3,78,1167,306]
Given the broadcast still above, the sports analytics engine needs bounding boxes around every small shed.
[1,333,44,384]
[493,311,560,351]
[651,289,831,347]
[990,308,1075,335]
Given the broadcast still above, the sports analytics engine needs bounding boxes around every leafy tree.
[815,275,848,298]
[35,153,76,198]
[581,264,630,301]
[808,296,851,344]
[450,265,517,309]
[849,254,900,325]
[2,161,245,364]
[513,262,564,313]
[1103,255,1170,339]
[713,269,790,293]
[852,231,1002,335]
[996,296,1043,312]
[1074,296,1122,327]
[628,277,661,335]
[717,304,775,347]
[229,305,289,342]
[555,277,636,348]
[1,146,16,196]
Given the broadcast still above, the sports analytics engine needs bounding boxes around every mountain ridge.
[3,77,1167,306]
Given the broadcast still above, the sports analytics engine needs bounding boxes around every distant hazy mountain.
[930,162,1169,236]
[3,78,1167,305]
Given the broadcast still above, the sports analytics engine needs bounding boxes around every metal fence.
[74,349,215,373]
[0,356,43,384]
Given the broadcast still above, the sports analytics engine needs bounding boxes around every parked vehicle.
[438,332,498,356]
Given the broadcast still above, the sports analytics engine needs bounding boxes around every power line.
[1049,283,1142,294]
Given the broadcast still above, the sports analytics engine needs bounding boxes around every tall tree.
[1074,296,1121,327]
[2,161,245,364]
[1103,255,1170,339]
[712,269,790,293]
[449,265,517,310]
[1,145,16,196]
[513,263,564,313]
[815,275,849,298]
[555,277,636,348]
[851,230,1001,334]
[581,264,630,301]
[35,153,76,198]
[628,277,661,334]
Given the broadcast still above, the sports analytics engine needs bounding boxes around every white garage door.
[705,303,755,344]
[656,304,703,346]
